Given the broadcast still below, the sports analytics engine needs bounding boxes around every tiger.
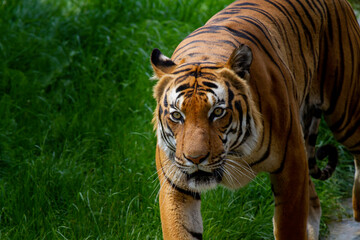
[150,0,360,239]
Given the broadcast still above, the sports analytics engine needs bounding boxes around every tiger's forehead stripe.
[202,81,218,89]
[165,69,227,111]
[172,61,222,68]
[172,68,193,75]
[174,64,219,81]
[163,63,238,116]
[176,83,190,93]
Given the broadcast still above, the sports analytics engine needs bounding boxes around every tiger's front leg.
[270,133,309,240]
[158,178,203,240]
[157,147,203,240]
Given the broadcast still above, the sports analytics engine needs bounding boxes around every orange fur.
[151,0,360,239]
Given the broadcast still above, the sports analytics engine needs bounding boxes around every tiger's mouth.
[186,168,223,191]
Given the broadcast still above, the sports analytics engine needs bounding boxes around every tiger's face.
[151,45,262,192]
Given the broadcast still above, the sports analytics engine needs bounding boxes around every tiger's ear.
[226,44,252,80]
[151,48,177,79]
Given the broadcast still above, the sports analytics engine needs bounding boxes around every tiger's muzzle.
[175,154,225,191]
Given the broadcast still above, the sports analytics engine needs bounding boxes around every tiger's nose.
[184,152,210,165]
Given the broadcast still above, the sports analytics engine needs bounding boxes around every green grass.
[0,0,357,239]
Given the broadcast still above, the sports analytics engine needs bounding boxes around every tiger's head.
[151,45,263,192]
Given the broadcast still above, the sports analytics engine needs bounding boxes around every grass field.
[0,0,358,239]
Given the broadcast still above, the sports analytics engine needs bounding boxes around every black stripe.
[202,81,218,89]
[227,125,239,135]
[350,140,360,149]
[235,100,243,116]
[324,67,341,117]
[230,99,250,150]
[223,26,259,47]
[172,68,193,75]
[337,118,360,143]
[163,95,168,107]
[325,2,345,116]
[200,66,221,70]
[239,27,288,84]
[186,52,228,60]
[176,83,190,93]
[174,61,220,68]
[173,40,209,56]
[173,46,200,61]
[221,115,233,132]
[185,25,258,47]
[159,105,163,116]
[249,117,272,167]
[271,112,293,174]
[226,82,234,105]
[199,72,217,79]
[325,0,334,43]
[236,16,273,47]
[309,0,325,22]
[237,126,251,148]
[186,27,223,39]
[202,88,215,95]
[286,0,313,46]
[175,75,190,84]
[271,1,305,100]
[161,166,201,200]
[319,37,329,105]
[294,0,316,31]
[264,0,310,98]
[217,39,238,48]
[233,2,258,7]
[239,6,276,22]
[176,91,186,99]
[219,134,227,144]
[304,0,318,18]
[199,76,216,81]
[334,21,356,133]
[271,0,311,103]
[254,82,262,113]
[207,17,231,24]
[158,113,176,152]
[264,0,296,33]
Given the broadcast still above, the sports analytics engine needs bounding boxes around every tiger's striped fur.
[151,0,360,239]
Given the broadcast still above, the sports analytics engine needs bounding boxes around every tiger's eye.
[213,108,224,117]
[171,111,182,120]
